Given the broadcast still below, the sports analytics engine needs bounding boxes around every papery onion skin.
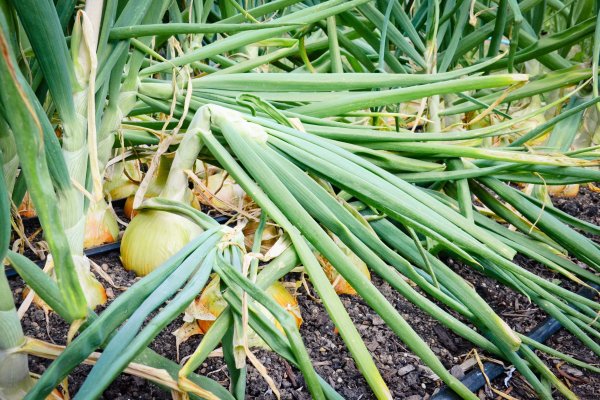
[120,209,204,276]
[265,281,303,328]
[196,171,246,211]
[243,220,280,253]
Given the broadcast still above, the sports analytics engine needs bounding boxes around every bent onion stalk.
[120,106,245,276]
[123,156,173,219]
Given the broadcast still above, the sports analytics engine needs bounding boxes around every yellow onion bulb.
[183,275,228,334]
[196,171,246,211]
[184,277,302,335]
[25,255,106,310]
[509,96,548,145]
[84,202,120,248]
[104,160,142,201]
[265,281,303,329]
[321,236,371,296]
[124,195,136,219]
[120,210,204,276]
[242,220,281,253]
[547,184,580,198]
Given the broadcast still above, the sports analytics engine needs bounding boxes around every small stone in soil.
[398,365,416,376]
[418,365,437,379]
[406,372,419,386]
[450,365,465,380]
[561,365,583,377]
[366,341,379,351]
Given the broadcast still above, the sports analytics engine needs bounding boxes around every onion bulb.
[320,236,371,296]
[25,255,106,310]
[183,275,227,334]
[265,281,303,328]
[183,276,302,335]
[242,219,281,253]
[123,195,136,220]
[195,170,246,211]
[104,160,142,201]
[84,200,119,248]
[510,96,548,145]
[547,184,580,198]
[120,210,204,276]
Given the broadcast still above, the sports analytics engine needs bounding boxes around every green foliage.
[0,1,598,399]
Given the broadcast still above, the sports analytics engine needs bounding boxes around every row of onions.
[0,0,599,399]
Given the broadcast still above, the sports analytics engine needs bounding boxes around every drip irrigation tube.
[432,285,599,399]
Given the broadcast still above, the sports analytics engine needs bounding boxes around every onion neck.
[160,105,268,202]
[160,108,210,201]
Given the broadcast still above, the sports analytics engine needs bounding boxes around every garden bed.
[10,188,600,399]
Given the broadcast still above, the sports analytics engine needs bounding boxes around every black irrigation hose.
[5,215,230,279]
[5,241,123,279]
[432,285,599,400]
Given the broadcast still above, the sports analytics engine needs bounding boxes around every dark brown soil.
[7,188,600,399]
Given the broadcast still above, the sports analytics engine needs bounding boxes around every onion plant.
[1,0,600,399]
